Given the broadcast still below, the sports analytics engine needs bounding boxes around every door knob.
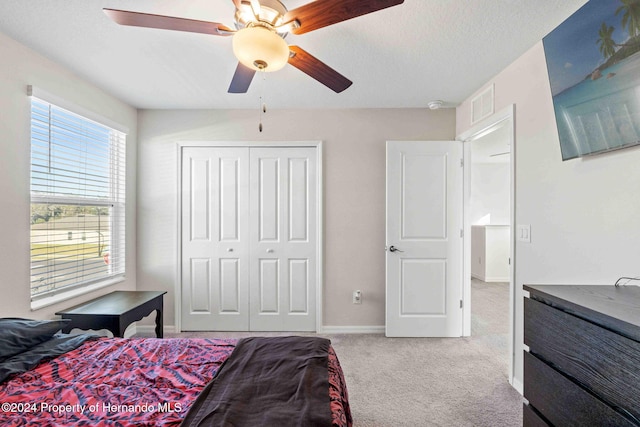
[266,249,274,253]
[227,248,233,252]
[388,245,403,253]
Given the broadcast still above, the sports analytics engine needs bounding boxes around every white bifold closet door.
[181,146,317,332]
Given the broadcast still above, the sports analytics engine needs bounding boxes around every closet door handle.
[266,249,274,253]
[227,248,234,252]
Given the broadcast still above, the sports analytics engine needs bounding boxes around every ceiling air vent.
[471,84,494,124]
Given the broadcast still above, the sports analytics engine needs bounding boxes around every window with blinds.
[30,96,126,299]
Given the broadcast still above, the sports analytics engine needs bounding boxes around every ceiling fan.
[103,0,404,94]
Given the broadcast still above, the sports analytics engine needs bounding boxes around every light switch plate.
[517,224,531,243]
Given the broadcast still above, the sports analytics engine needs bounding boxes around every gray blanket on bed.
[180,336,332,427]
[0,333,96,383]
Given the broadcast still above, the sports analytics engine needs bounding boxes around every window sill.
[30,276,125,311]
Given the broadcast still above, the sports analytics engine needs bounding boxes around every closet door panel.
[250,147,317,331]
[289,259,309,313]
[258,157,280,242]
[259,259,280,313]
[181,147,249,331]
[219,157,242,242]
[289,158,309,242]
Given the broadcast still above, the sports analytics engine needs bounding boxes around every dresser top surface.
[524,285,640,340]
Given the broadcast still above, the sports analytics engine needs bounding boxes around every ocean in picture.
[543,0,640,161]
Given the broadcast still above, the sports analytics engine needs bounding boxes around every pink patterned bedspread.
[0,337,351,426]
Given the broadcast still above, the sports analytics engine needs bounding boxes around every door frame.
[174,140,323,333]
[457,104,516,387]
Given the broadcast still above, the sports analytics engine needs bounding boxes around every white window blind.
[30,96,126,299]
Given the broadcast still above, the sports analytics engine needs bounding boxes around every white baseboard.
[472,273,509,283]
[135,325,383,335]
[510,377,523,395]
[134,324,177,336]
[320,325,385,334]
[485,277,509,283]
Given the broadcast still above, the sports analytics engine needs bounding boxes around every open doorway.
[469,122,511,379]
[458,105,516,388]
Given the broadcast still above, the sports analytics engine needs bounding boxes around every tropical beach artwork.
[543,0,640,160]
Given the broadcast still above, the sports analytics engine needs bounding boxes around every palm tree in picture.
[597,22,617,59]
[616,0,640,37]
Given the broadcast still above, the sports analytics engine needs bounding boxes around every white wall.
[137,108,456,329]
[0,33,138,319]
[457,42,640,386]
[470,163,510,225]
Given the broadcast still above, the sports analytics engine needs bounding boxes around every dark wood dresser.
[523,284,640,426]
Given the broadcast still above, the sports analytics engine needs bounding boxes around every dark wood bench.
[56,290,167,338]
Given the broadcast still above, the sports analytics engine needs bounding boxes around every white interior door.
[181,147,250,331]
[180,145,317,332]
[386,141,463,337]
[249,147,317,331]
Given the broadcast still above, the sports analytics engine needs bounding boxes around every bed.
[0,318,352,426]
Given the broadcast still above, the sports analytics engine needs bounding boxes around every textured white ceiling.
[0,0,588,109]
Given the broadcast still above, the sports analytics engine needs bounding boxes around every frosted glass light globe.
[232,26,289,72]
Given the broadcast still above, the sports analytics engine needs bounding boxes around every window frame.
[28,86,127,309]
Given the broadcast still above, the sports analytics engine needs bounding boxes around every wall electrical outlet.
[353,290,362,304]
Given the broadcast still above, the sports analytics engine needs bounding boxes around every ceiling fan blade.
[103,8,233,36]
[228,62,257,93]
[288,46,352,93]
[284,0,404,35]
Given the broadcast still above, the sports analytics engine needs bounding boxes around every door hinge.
[460,299,463,309]
[460,229,464,238]
[460,158,464,167]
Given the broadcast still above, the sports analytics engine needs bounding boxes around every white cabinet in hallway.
[180,145,318,332]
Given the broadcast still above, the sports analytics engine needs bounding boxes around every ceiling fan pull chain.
[258,90,262,132]
[258,70,266,132]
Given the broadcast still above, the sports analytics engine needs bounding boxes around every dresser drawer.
[524,350,635,426]
[524,297,640,422]
[523,402,549,427]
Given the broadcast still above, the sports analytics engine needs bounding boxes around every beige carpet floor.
[160,279,522,426]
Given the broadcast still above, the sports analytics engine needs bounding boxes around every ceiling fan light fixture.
[232,26,289,72]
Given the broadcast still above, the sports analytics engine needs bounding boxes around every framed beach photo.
[543,0,640,161]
